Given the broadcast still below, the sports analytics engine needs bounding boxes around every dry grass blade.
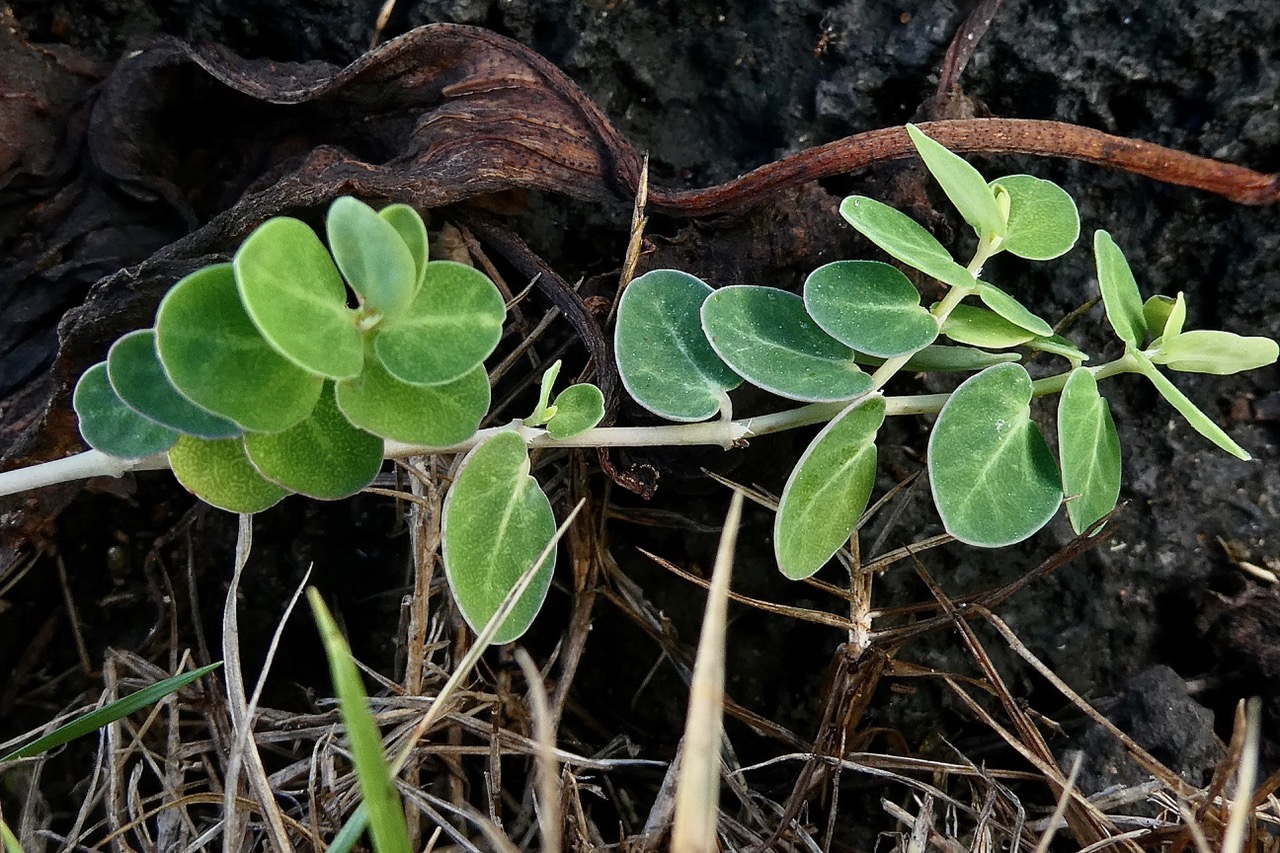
[640,548,853,631]
[914,563,1136,852]
[1220,698,1262,853]
[221,513,292,853]
[979,608,1194,798]
[1033,754,1082,853]
[671,491,743,853]
[610,152,650,323]
[514,649,561,853]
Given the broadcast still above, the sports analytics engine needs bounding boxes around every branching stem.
[0,350,1144,500]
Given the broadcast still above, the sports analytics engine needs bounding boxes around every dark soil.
[2,0,1278,849]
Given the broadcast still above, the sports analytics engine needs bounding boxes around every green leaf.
[989,174,1080,260]
[1131,350,1250,460]
[940,304,1037,348]
[73,362,178,458]
[442,432,556,644]
[107,330,241,439]
[898,345,1021,371]
[1164,293,1187,340]
[975,282,1054,337]
[1057,369,1121,533]
[928,363,1062,547]
[156,264,324,433]
[839,196,975,289]
[335,348,489,446]
[803,260,938,357]
[244,383,383,500]
[701,286,872,403]
[1025,334,1089,363]
[169,436,290,513]
[308,591,411,853]
[525,360,562,427]
[234,218,363,379]
[614,269,742,421]
[906,124,1005,239]
[1,662,221,762]
[1094,231,1147,348]
[855,345,1020,372]
[545,384,606,439]
[379,204,430,299]
[1149,329,1279,375]
[374,261,505,386]
[327,196,418,319]
[774,396,884,580]
[1143,294,1178,341]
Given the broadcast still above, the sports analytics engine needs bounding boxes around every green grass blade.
[308,590,411,853]
[327,804,369,853]
[1,816,25,853]
[1,663,221,762]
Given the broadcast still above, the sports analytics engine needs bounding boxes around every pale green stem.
[0,354,1147,499]
[1029,350,1141,396]
[0,449,170,497]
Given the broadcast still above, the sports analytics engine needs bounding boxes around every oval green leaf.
[327,196,418,319]
[156,263,324,433]
[803,260,938,357]
[989,174,1080,260]
[442,431,557,644]
[169,435,288,513]
[975,282,1054,337]
[546,383,606,439]
[907,124,1005,239]
[234,217,363,379]
[701,286,872,403]
[1094,231,1147,348]
[615,269,742,422]
[336,348,489,446]
[379,203,430,299]
[244,382,383,499]
[928,362,1062,547]
[940,304,1037,349]
[1149,329,1279,375]
[1130,350,1249,460]
[774,395,885,580]
[839,196,975,290]
[374,260,505,386]
[107,330,241,439]
[1057,368,1121,533]
[73,362,178,458]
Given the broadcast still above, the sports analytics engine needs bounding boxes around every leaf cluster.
[74,198,505,510]
[72,198,609,642]
[66,130,1279,643]
[614,125,1278,577]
